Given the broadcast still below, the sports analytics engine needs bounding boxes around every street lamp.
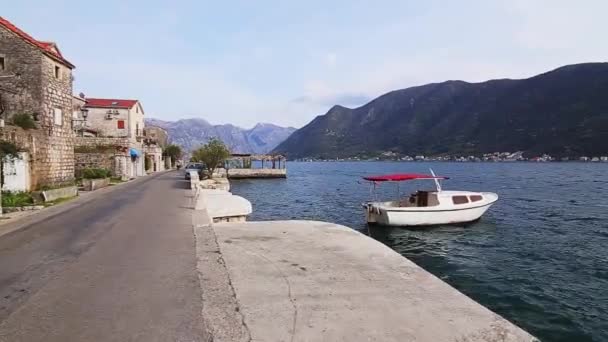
[80,107,89,120]
[72,107,89,135]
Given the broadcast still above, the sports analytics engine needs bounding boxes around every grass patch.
[43,195,78,207]
[2,191,34,207]
[109,177,126,185]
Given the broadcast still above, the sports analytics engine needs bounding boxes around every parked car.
[184,163,204,180]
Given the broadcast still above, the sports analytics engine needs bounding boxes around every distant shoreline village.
[296,151,608,163]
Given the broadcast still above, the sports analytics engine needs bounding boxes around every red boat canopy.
[362,173,449,182]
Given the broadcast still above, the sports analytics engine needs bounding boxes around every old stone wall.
[0,25,43,118]
[74,136,143,179]
[74,136,131,148]
[74,152,114,178]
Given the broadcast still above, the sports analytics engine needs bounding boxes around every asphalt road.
[0,171,210,341]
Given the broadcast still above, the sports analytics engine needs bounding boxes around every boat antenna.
[430,168,442,192]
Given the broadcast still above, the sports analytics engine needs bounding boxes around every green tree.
[163,144,182,167]
[11,113,37,130]
[191,138,230,178]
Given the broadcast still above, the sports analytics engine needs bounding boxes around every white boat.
[363,170,498,226]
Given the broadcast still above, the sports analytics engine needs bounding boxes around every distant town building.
[83,98,145,141]
[74,97,147,179]
[0,16,76,189]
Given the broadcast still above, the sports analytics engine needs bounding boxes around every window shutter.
[53,108,63,126]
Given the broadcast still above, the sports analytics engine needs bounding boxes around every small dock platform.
[225,153,287,179]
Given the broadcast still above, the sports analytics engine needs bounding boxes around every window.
[470,195,483,202]
[53,108,63,126]
[117,120,125,129]
[54,65,60,79]
[452,196,469,205]
[0,56,5,70]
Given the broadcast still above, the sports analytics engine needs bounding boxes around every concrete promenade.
[193,180,537,341]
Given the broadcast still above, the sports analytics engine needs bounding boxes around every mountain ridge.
[145,118,296,154]
[273,62,608,158]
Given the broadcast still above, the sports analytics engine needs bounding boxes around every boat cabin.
[397,191,487,208]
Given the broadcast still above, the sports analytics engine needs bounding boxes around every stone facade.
[0,18,75,189]
[74,136,141,180]
[74,152,114,177]
[143,144,164,172]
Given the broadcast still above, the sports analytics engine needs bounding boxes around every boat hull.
[365,202,495,226]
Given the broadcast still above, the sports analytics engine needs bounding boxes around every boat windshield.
[397,191,440,208]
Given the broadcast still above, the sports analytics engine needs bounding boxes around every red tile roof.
[0,16,75,68]
[85,98,139,109]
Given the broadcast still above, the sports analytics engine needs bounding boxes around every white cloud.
[325,52,337,67]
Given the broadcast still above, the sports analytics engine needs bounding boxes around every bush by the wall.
[11,113,37,130]
[82,168,111,179]
[2,191,34,207]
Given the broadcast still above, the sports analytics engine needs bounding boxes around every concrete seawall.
[190,178,537,342]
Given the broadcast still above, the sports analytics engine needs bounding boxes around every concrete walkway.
[202,220,536,342]
[0,172,209,342]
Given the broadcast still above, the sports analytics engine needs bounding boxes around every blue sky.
[4,1,607,128]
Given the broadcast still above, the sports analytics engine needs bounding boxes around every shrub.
[2,191,34,207]
[11,113,37,130]
[82,168,111,179]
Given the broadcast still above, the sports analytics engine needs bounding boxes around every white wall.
[85,107,130,138]
[3,152,30,192]
[129,102,145,139]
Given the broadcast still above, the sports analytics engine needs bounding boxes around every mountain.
[274,63,608,159]
[145,118,296,154]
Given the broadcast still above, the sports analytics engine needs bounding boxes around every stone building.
[82,98,145,140]
[142,125,168,173]
[0,16,76,189]
[143,126,168,148]
[74,97,146,179]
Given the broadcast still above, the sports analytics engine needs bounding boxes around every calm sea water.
[230,162,608,342]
